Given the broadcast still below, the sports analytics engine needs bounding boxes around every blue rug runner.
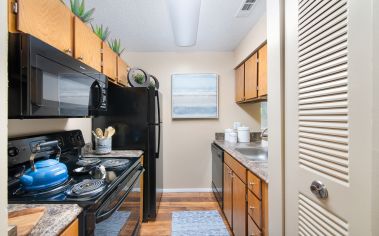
[172,210,230,236]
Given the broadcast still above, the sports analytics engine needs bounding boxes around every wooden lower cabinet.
[232,174,247,236]
[60,218,78,236]
[222,152,268,236]
[223,164,233,226]
[248,215,262,236]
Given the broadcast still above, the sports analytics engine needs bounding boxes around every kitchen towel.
[171,210,230,236]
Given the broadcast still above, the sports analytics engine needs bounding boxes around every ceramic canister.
[237,126,250,143]
[95,137,112,154]
[224,128,233,142]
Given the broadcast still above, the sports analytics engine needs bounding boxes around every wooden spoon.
[107,127,115,137]
[95,128,104,138]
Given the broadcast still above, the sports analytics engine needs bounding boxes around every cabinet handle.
[249,206,255,211]
[77,56,84,61]
[249,182,255,186]
[64,48,72,54]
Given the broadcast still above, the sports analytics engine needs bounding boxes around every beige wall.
[373,0,379,233]
[1,0,8,233]
[9,118,92,143]
[234,13,267,66]
[124,52,260,189]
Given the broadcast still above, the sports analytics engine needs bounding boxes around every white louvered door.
[285,0,373,235]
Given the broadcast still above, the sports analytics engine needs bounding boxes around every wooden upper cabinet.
[245,53,258,100]
[232,175,246,236]
[17,0,73,55]
[235,64,245,102]
[102,42,118,81]
[117,57,129,87]
[74,17,101,72]
[258,44,268,97]
[223,163,233,227]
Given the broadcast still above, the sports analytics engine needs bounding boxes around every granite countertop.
[214,140,269,183]
[8,204,82,236]
[83,149,144,158]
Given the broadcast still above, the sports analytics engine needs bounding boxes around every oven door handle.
[95,167,144,223]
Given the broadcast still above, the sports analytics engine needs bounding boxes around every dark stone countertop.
[214,140,269,183]
[8,204,82,236]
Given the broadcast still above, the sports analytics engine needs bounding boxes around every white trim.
[163,188,212,193]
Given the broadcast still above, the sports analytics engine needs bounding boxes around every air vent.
[236,0,257,17]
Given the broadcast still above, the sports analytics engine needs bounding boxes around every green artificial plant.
[91,24,110,41]
[108,39,125,56]
[70,0,95,23]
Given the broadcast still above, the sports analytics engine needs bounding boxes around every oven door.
[95,167,144,236]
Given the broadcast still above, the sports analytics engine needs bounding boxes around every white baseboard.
[162,188,213,193]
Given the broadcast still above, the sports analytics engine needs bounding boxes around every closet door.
[285,0,374,235]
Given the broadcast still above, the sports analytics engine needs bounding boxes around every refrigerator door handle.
[155,90,161,124]
[156,124,161,158]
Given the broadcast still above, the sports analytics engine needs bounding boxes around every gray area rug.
[172,210,230,236]
[95,211,131,236]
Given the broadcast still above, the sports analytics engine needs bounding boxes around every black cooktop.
[7,130,141,206]
[8,156,140,205]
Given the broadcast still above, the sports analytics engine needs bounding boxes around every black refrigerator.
[92,84,163,221]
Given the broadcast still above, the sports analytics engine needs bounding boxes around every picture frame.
[171,73,219,119]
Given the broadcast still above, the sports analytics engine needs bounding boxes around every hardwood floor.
[139,192,231,236]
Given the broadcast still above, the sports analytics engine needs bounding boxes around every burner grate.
[76,158,101,167]
[101,159,130,169]
[67,179,105,197]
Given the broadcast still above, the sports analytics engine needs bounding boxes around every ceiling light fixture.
[166,0,202,47]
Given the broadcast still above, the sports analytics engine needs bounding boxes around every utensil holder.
[95,137,112,154]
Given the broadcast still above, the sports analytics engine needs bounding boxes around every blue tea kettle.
[19,159,69,191]
[19,140,69,191]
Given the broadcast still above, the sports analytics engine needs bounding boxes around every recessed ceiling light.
[166,0,202,47]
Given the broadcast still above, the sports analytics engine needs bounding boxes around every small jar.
[229,132,238,143]
[237,127,250,143]
[224,128,233,142]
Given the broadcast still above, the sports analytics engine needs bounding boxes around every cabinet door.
[60,219,78,236]
[258,44,267,97]
[232,175,246,236]
[235,64,245,102]
[248,215,262,236]
[245,53,258,100]
[117,57,129,86]
[74,17,101,72]
[17,0,73,55]
[102,42,117,81]
[223,164,233,227]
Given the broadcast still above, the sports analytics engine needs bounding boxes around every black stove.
[8,130,143,236]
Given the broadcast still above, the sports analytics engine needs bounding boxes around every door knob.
[310,180,328,199]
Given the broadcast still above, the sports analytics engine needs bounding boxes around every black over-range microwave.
[8,33,107,118]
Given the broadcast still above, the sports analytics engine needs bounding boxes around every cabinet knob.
[249,206,255,210]
[249,182,255,186]
[64,48,72,54]
[77,56,84,61]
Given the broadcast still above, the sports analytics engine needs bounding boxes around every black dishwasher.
[211,143,224,209]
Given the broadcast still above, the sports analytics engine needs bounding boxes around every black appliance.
[8,130,143,236]
[8,33,107,118]
[92,85,163,221]
[211,143,224,209]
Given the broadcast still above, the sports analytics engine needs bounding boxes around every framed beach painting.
[171,74,219,119]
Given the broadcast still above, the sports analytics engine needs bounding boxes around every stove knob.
[8,147,19,157]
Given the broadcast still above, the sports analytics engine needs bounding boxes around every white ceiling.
[66,0,266,52]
